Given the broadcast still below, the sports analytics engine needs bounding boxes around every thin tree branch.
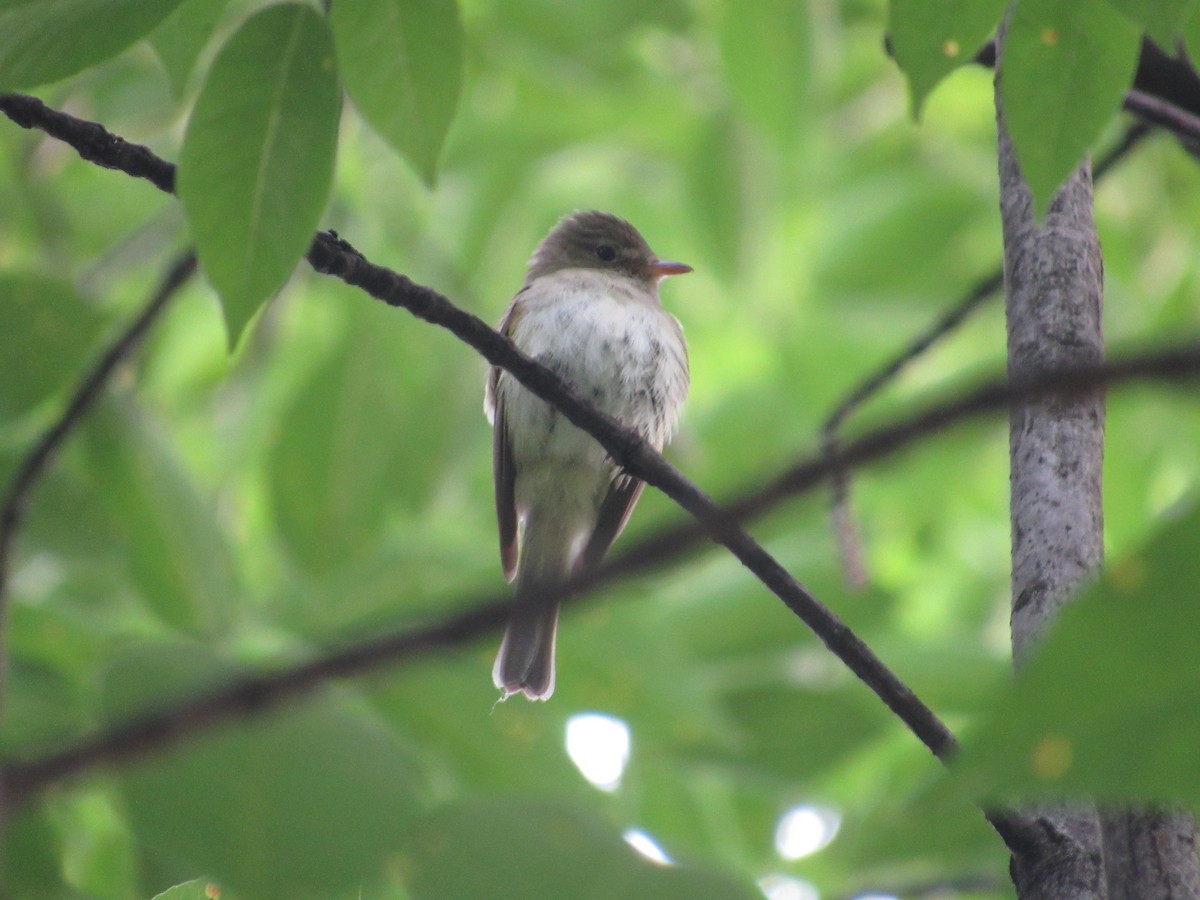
[600,342,1200,589]
[1123,89,1200,154]
[0,95,959,775]
[820,267,1002,587]
[301,232,961,761]
[820,121,1150,589]
[0,93,175,193]
[4,96,1200,865]
[0,252,197,707]
[4,342,1200,812]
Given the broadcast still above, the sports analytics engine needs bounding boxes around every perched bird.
[485,211,691,700]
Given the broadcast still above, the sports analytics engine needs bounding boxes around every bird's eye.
[596,245,617,262]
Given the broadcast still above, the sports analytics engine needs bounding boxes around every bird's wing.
[576,473,645,573]
[489,295,527,582]
[492,393,519,581]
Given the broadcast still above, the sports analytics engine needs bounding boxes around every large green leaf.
[1,805,70,898]
[0,0,187,89]
[0,272,102,420]
[405,799,761,899]
[267,301,460,577]
[81,401,238,634]
[105,644,426,899]
[1001,0,1140,213]
[889,0,1007,116]
[330,0,464,185]
[178,3,340,348]
[947,499,1200,806]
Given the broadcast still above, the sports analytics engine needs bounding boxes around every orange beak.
[647,259,693,278]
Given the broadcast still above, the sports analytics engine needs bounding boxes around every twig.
[5,97,1200,863]
[820,268,1003,587]
[599,343,1200,587]
[820,121,1151,589]
[5,342,1200,810]
[2,594,509,808]
[0,94,175,193]
[0,95,959,774]
[0,252,197,708]
[304,232,962,759]
[1123,89,1200,155]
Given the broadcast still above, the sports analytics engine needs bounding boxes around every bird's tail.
[492,514,575,700]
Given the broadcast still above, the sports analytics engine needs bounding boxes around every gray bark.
[1102,809,1200,900]
[995,22,1200,900]
[995,23,1107,900]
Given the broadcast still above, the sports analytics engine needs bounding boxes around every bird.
[485,211,691,700]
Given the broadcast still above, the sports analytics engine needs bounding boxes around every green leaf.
[405,799,761,900]
[81,401,239,634]
[2,806,70,899]
[268,340,393,575]
[889,0,1007,116]
[1106,0,1197,49]
[0,272,103,420]
[330,0,463,185]
[178,3,340,348]
[0,0,188,89]
[105,644,425,899]
[1001,0,1140,213]
[149,0,230,98]
[947,499,1200,806]
[268,301,460,576]
[715,0,812,147]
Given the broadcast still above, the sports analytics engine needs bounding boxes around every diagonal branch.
[0,93,175,193]
[302,234,960,759]
[0,251,197,707]
[6,96,1200,862]
[0,94,958,764]
[820,121,1150,588]
[4,342,1200,812]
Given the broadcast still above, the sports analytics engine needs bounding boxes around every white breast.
[499,269,689,472]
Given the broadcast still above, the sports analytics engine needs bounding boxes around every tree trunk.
[1102,810,1200,900]
[995,22,1107,900]
[995,20,1200,900]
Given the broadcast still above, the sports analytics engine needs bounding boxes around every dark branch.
[1123,89,1200,154]
[820,267,1003,586]
[303,231,959,760]
[596,342,1200,591]
[6,97,1200,864]
[5,342,1200,810]
[0,252,196,702]
[2,594,508,809]
[0,93,175,193]
[0,96,957,777]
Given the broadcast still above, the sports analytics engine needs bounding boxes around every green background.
[2,0,1199,897]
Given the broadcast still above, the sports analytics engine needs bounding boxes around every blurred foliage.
[949,499,1200,808]
[2,0,1200,898]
